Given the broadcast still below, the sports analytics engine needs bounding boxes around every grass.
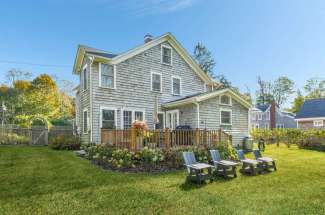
[0,145,325,215]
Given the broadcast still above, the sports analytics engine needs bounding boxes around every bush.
[49,135,80,150]
[0,133,31,145]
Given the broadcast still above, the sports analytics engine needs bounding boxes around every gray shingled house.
[73,33,251,146]
[295,98,325,129]
[250,103,296,129]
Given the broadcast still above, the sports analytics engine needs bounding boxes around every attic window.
[161,45,172,65]
[220,95,232,105]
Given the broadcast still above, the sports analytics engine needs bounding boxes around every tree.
[5,69,32,86]
[216,74,232,88]
[304,77,325,98]
[289,90,305,113]
[272,76,295,106]
[193,42,216,78]
[255,76,273,105]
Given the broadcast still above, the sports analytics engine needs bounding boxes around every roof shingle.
[296,98,325,119]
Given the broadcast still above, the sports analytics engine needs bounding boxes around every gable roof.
[163,88,252,109]
[72,33,215,85]
[296,98,325,119]
[256,104,270,112]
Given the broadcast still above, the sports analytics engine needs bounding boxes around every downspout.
[194,100,200,129]
[88,55,94,143]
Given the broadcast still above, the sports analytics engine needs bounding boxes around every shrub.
[108,148,135,168]
[49,135,80,150]
[0,133,31,145]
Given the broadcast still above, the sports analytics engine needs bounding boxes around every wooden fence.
[101,128,232,151]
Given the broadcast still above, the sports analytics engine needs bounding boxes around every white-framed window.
[166,110,179,130]
[171,76,181,95]
[220,109,232,125]
[100,107,116,129]
[122,109,145,129]
[151,71,162,92]
[265,124,270,129]
[155,112,165,129]
[83,68,88,90]
[99,63,116,88]
[219,95,232,106]
[252,123,259,129]
[161,45,172,65]
[314,120,324,127]
[276,124,284,128]
[266,111,270,120]
[83,109,89,134]
[258,113,262,120]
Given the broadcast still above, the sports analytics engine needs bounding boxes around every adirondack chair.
[253,150,277,171]
[236,149,262,175]
[210,150,238,178]
[182,152,213,184]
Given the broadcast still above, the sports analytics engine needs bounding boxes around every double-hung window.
[101,108,115,129]
[151,72,162,92]
[172,76,181,95]
[161,45,172,65]
[123,110,145,129]
[100,63,115,88]
[83,68,88,90]
[83,109,89,133]
[220,109,232,125]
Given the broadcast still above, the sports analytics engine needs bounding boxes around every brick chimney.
[144,34,153,43]
[270,101,277,129]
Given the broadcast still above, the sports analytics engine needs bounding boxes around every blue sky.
[0,0,324,107]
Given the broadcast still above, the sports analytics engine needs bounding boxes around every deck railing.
[101,128,232,151]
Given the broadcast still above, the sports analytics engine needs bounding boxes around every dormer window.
[99,63,115,88]
[220,95,232,106]
[161,45,172,65]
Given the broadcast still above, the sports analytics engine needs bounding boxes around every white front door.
[166,110,179,130]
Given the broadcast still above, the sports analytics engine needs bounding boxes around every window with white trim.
[172,76,181,95]
[101,109,115,129]
[258,113,262,120]
[155,113,165,129]
[135,111,144,121]
[83,109,88,133]
[220,95,231,105]
[276,124,284,128]
[252,124,259,129]
[151,72,162,92]
[83,68,88,90]
[123,110,132,129]
[266,111,270,120]
[100,63,115,88]
[161,45,172,65]
[314,120,324,127]
[220,109,232,125]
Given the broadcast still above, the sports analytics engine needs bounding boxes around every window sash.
[155,113,164,129]
[102,109,115,129]
[221,111,231,124]
[152,73,161,92]
[101,64,114,88]
[162,47,171,64]
[220,95,230,105]
[123,111,132,129]
[172,78,180,95]
[135,111,143,121]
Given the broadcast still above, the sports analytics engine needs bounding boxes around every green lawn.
[0,145,325,215]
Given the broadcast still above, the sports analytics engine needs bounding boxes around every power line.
[0,60,72,68]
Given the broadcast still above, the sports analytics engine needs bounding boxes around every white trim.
[219,94,232,106]
[151,71,162,93]
[83,108,89,134]
[166,109,180,130]
[195,102,200,129]
[161,44,173,66]
[100,106,118,128]
[313,120,324,127]
[163,88,252,109]
[295,117,325,121]
[258,113,262,120]
[171,75,182,96]
[121,108,146,129]
[98,62,116,89]
[220,108,232,126]
[89,56,94,142]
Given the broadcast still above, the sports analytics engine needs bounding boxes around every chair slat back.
[236,149,245,160]
[253,150,262,159]
[182,152,197,173]
[210,150,221,162]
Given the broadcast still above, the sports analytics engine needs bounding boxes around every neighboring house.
[250,102,296,129]
[73,33,251,146]
[295,98,325,129]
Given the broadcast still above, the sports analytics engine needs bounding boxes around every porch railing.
[101,128,232,151]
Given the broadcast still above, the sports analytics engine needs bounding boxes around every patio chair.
[182,152,213,184]
[210,149,238,178]
[253,149,277,171]
[236,149,262,175]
